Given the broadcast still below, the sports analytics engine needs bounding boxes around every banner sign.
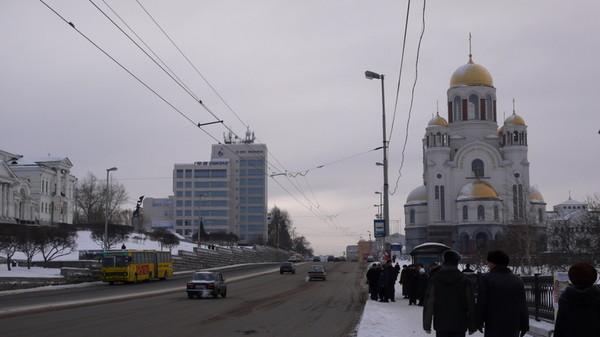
[373,219,385,238]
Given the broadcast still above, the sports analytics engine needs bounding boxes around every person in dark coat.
[554,262,600,337]
[400,264,409,298]
[366,263,381,300]
[378,260,394,302]
[477,250,529,337]
[417,264,429,306]
[407,265,420,305]
[390,262,400,302]
[423,250,476,337]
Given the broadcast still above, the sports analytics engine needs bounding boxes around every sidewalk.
[356,282,552,337]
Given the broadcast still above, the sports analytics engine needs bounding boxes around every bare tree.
[17,227,41,269]
[38,226,77,262]
[0,234,18,271]
[90,224,132,250]
[75,172,128,224]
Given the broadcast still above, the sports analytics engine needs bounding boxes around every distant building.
[210,129,268,244]
[346,245,358,261]
[142,197,175,231]
[546,196,599,253]
[404,51,547,254]
[1,149,76,225]
[0,150,37,223]
[162,129,267,244]
[173,160,232,238]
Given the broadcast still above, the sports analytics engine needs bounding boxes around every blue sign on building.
[373,219,385,238]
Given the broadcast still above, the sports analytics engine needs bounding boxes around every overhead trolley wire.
[390,0,427,195]
[37,0,222,145]
[388,0,411,144]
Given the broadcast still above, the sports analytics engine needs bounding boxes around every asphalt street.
[0,262,366,337]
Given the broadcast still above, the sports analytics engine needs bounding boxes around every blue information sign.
[373,219,385,238]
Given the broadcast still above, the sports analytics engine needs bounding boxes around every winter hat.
[568,263,598,287]
[487,250,510,266]
[442,250,461,266]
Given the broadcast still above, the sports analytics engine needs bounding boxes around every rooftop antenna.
[436,100,439,115]
[568,190,572,200]
[512,98,516,115]
[468,32,473,63]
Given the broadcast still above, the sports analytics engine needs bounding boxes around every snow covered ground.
[356,281,550,337]
[0,265,62,278]
[8,230,199,262]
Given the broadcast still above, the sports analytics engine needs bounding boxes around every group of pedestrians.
[422,249,600,337]
[366,260,400,302]
[398,263,436,306]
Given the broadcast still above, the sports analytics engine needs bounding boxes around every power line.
[388,0,411,144]
[134,0,249,130]
[390,0,427,195]
[37,0,221,145]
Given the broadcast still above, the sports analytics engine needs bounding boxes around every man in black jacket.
[366,263,380,300]
[423,250,476,337]
[554,262,600,337]
[477,250,529,337]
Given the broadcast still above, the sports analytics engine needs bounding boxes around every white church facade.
[404,53,547,254]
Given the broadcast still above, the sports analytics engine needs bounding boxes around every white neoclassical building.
[0,149,77,225]
[404,53,547,254]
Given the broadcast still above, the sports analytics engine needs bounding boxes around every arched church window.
[454,96,461,121]
[462,206,469,221]
[409,209,415,224]
[538,208,543,223]
[513,131,519,143]
[494,206,499,221]
[477,205,485,220]
[475,232,488,250]
[472,159,484,178]
[487,95,493,120]
[468,94,479,120]
[436,133,442,145]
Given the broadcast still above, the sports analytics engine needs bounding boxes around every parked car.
[366,255,375,262]
[186,271,227,299]
[280,262,296,274]
[308,264,327,281]
[312,256,321,262]
[327,255,335,262]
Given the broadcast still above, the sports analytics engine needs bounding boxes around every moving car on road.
[186,271,227,299]
[280,262,296,274]
[308,264,327,281]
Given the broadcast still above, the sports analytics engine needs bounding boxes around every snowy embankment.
[1,230,199,278]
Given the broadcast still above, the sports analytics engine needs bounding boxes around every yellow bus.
[101,250,173,284]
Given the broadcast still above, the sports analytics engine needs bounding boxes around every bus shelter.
[409,242,451,266]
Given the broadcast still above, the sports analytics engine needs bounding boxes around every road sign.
[373,219,385,238]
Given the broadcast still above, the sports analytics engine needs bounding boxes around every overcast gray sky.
[1,1,599,255]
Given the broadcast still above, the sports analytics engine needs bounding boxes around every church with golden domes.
[404,52,547,254]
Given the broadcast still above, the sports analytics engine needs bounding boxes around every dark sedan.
[280,262,296,274]
[186,271,227,299]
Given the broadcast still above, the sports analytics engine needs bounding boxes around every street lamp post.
[366,71,390,239]
[104,167,118,251]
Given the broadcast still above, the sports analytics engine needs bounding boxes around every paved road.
[0,263,280,311]
[1,262,366,337]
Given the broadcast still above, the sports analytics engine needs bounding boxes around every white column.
[0,184,4,217]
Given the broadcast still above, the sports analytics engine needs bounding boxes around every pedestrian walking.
[407,265,420,305]
[400,264,409,298]
[366,263,380,301]
[423,250,477,337]
[554,262,600,337]
[417,264,429,306]
[476,250,529,337]
[379,260,394,302]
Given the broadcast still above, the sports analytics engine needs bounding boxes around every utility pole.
[104,167,117,251]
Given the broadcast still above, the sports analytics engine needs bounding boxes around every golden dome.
[529,186,545,203]
[450,57,494,88]
[428,114,448,127]
[406,185,427,205]
[457,181,499,200]
[504,113,526,126]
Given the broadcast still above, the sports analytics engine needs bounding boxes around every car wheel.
[292,271,295,274]
[221,290,227,298]
[187,293,194,299]
[108,281,114,285]
[280,271,283,274]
